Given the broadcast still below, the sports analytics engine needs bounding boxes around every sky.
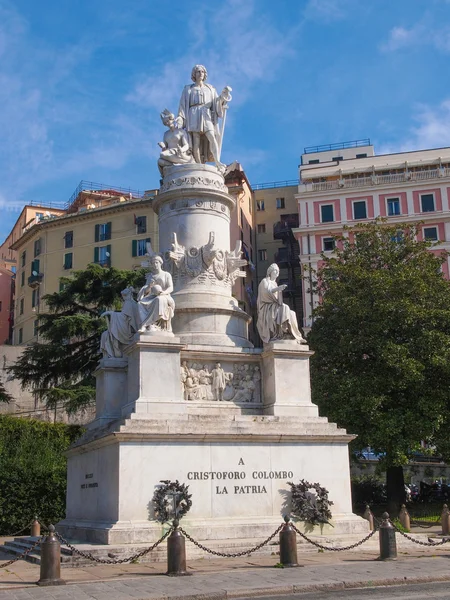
[1,0,450,242]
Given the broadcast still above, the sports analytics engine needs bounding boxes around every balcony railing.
[28,273,44,288]
[302,167,450,193]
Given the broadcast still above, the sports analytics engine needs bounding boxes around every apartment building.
[253,181,303,324]
[294,140,450,328]
[9,185,158,345]
[225,162,257,340]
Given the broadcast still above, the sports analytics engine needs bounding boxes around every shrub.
[351,475,386,508]
[0,416,82,534]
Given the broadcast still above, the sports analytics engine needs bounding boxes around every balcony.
[274,247,299,267]
[28,273,44,288]
[273,215,300,240]
[301,167,450,193]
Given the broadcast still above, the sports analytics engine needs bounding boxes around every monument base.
[58,413,368,545]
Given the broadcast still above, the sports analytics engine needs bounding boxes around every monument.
[58,64,367,546]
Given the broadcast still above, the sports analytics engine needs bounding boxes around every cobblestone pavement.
[2,540,450,600]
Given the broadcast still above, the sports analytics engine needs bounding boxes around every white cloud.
[303,0,347,22]
[380,26,418,52]
[380,21,450,53]
[378,98,450,153]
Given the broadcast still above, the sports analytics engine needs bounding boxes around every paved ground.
[2,533,450,600]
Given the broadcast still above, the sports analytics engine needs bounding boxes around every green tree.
[308,220,450,512]
[10,264,145,414]
[0,382,12,403]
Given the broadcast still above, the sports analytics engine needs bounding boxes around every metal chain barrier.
[290,522,377,551]
[179,523,284,557]
[390,521,450,546]
[55,528,172,564]
[0,537,44,568]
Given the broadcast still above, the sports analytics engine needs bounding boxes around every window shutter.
[31,259,40,275]
[95,224,100,242]
[94,247,99,263]
[132,240,137,257]
[105,222,112,240]
[145,237,151,245]
[64,253,73,269]
[106,244,111,266]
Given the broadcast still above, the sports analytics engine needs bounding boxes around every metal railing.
[304,139,371,154]
[303,167,450,193]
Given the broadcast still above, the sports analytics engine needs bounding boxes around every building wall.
[0,268,13,344]
[295,146,450,328]
[12,197,158,345]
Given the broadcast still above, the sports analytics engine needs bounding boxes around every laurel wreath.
[152,480,192,524]
[287,479,334,526]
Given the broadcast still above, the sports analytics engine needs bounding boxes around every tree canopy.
[10,263,145,414]
[308,220,450,507]
[0,382,12,403]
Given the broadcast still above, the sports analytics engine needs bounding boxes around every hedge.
[0,415,83,535]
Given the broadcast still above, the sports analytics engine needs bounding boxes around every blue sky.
[1,0,450,242]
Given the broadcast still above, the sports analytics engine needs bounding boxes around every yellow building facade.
[10,190,158,345]
[253,182,303,322]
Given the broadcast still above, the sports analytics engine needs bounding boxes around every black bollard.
[279,515,298,567]
[37,525,66,586]
[378,512,397,561]
[167,520,190,576]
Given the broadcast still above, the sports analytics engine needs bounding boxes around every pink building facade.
[0,267,13,344]
[294,142,450,329]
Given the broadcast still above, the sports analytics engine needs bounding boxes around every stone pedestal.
[92,358,128,427]
[262,341,318,417]
[121,332,185,417]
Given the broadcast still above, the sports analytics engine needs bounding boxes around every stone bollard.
[31,517,41,538]
[441,504,450,536]
[363,505,375,531]
[37,525,66,586]
[279,515,298,567]
[166,520,190,576]
[378,512,397,561]
[398,504,410,531]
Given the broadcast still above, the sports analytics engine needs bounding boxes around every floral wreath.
[287,479,333,525]
[152,480,192,524]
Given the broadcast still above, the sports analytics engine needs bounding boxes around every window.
[132,238,151,257]
[30,259,40,276]
[391,231,403,243]
[64,252,73,270]
[64,231,73,248]
[32,288,39,308]
[321,204,334,223]
[332,156,343,162]
[257,224,266,234]
[353,201,367,220]
[323,237,335,252]
[0,301,2,311]
[34,238,42,257]
[94,245,111,266]
[135,216,147,234]
[95,222,112,242]
[356,153,368,159]
[387,197,400,216]
[256,200,265,211]
[59,281,67,292]
[21,271,25,287]
[308,159,320,165]
[276,197,285,209]
[424,226,438,241]
[18,328,23,344]
[19,298,24,315]
[35,212,43,221]
[21,251,26,267]
[258,249,267,261]
[421,194,435,212]
[34,319,39,337]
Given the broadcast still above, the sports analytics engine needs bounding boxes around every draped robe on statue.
[256,278,304,344]
[138,271,175,331]
[178,83,225,163]
[100,295,140,358]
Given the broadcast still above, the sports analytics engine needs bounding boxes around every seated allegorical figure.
[256,263,306,344]
[157,109,194,176]
[137,255,175,332]
[100,287,140,358]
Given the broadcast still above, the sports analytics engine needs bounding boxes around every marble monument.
[58,65,367,547]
